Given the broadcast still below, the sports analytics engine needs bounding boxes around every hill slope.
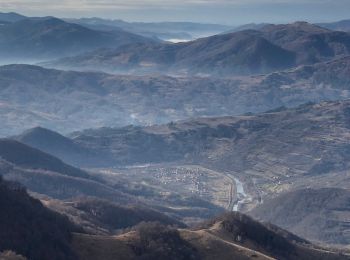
[45,198,185,235]
[0,139,90,179]
[260,22,350,64]
[0,176,79,260]
[72,212,348,260]
[0,139,136,205]
[70,99,350,174]
[15,127,113,167]
[250,188,350,246]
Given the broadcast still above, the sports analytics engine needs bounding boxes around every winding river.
[232,177,249,211]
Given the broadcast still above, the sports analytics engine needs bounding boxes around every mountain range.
[0,11,349,73]
[0,11,349,76]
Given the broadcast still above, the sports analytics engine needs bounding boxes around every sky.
[0,0,349,25]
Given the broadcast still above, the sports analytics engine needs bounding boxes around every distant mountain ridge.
[318,19,350,32]
[0,12,26,22]
[224,23,271,33]
[65,17,231,41]
[0,16,155,60]
[47,21,350,75]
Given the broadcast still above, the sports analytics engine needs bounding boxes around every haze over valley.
[0,4,350,260]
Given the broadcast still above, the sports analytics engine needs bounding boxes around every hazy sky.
[0,0,349,25]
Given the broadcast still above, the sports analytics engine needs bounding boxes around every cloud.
[0,0,348,23]
[0,0,341,10]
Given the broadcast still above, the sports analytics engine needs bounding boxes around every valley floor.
[95,164,262,220]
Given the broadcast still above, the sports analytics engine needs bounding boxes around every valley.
[5,98,350,248]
